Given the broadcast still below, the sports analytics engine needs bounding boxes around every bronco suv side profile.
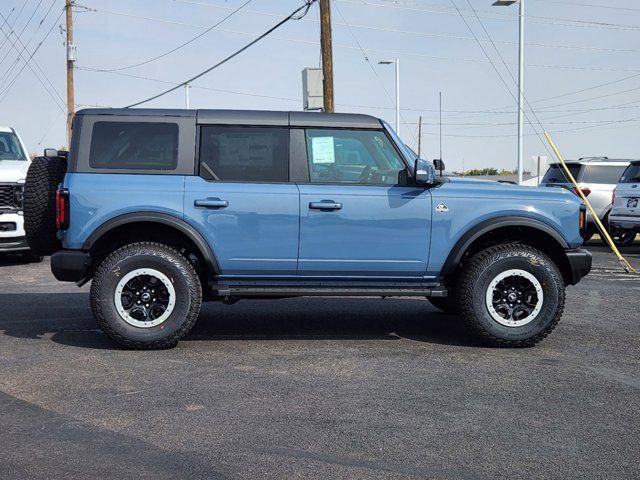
[25,109,591,349]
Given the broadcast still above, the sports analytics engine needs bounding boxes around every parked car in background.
[0,126,41,261]
[539,157,632,243]
[609,161,640,246]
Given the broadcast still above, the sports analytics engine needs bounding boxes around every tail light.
[579,204,586,236]
[56,188,70,230]
[572,186,591,198]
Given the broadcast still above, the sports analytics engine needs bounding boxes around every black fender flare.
[441,216,570,277]
[82,212,220,274]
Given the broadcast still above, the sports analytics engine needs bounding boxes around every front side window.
[89,122,178,170]
[0,132,27,161]
[199,126,289,182]
[305,129,406,184]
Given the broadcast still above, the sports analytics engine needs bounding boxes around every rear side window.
[582,165,627,184]
[619,163,640,183]
[89,122,178,170]
[542,164,581,183]
[199,126,289,182]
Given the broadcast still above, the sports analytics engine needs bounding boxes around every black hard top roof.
[75,108,382,129]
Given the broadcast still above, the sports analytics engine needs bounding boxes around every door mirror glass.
[415,158,435,184]
[433,159,446,172]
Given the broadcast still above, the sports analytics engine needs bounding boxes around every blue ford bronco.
[24,109,591,349]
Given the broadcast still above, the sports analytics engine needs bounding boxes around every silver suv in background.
[540,157,631,243]
[609,161,640,247]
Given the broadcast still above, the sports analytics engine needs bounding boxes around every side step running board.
[212,286,448,298]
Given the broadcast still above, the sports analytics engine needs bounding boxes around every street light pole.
[378,59,400,137]
[493,0,524,185]
[517,0,524,185]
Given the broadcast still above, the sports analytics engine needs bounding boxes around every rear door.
[580,164,629,218]
[296,127,431,277]
[614,163,640,217]
[183,123,299,276]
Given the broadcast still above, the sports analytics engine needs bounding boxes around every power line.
[0,7,66,110]
[124,0,317,108]
[535,0,640,12]
[78,0,254,72]
[0,0,45,71]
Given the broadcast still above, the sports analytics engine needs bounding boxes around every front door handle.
[194,198,229,209]
[309,201,343,211]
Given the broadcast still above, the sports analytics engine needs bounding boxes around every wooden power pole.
[65,0,75,147]
[319,0,334,113]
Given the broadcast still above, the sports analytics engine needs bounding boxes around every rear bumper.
[565,248,592,285]
[609,215,640,232]
[50,250,90,283]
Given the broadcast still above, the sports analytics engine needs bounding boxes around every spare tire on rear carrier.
[24,156,67,256]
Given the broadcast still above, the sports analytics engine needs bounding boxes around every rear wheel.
[609,229,636,247]
[457,244,565,347]
[90,242,202,349]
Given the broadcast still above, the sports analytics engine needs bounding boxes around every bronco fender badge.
[435,202,449,214]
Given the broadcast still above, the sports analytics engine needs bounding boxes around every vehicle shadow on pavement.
[0,293,480,350]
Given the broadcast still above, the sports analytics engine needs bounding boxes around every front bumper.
[565,248,592,285]
[0,211,29,252]
[50,250,91,283]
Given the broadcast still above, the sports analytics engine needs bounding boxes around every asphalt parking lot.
[0,242,638,480]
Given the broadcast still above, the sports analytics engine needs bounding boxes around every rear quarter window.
[89,122,179,170]
[581,165,628,184]
[542,164,581,183]
[619,163,640,183]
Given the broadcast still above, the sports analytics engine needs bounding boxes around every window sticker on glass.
[311,136,335,164]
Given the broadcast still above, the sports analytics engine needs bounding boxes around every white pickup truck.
[0,126,40,261]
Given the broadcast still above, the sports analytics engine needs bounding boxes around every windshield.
[542,164,582,183]
[0,132,27,161]
[619,163,640,183]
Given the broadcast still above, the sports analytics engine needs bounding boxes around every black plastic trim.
[82,212,220,274]
[50,249,90,282]
[441,216,570,276]
[565,248,592,285]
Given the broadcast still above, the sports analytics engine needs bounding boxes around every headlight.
[13,185,25,210]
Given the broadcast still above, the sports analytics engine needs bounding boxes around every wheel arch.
[441,216,573,285]
[83,212,220,276]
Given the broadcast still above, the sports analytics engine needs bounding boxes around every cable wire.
[124,0,317,108]
[78,0,254,72]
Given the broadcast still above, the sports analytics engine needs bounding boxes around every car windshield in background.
[0,132,27,161]
[582,164,628,184]
[619,163,640,183]
[542,164,581,183]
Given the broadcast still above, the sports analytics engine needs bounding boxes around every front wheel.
[457,244,565,347]
[90,242,202,349]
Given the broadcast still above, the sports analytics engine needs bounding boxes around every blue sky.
[1,0,639,171]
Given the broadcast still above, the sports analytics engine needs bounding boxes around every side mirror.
[433,159,446,174]
[44,148,58,158]
[414,158,435,185]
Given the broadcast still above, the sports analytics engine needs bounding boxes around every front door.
[297,128,432,277]
[184,125,299,276]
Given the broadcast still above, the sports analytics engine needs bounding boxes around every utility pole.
[185,83,191,109]
[319,0,334,112]
[65,0,75,147]
[417,115,422,157]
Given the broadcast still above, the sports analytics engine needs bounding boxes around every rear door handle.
[309,201,343,211]
[194,198,229,209]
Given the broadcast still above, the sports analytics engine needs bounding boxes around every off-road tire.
[24,156,67,255]
[91,242,202,349]
[428,295,459,314]
[457,244,565,347]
